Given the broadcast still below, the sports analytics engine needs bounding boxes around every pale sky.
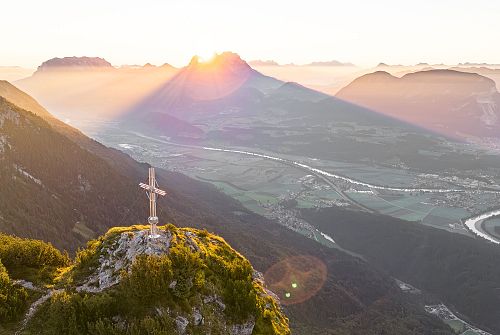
[1,0,499,68]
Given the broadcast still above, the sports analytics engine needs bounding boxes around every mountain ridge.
[337,69,500,138]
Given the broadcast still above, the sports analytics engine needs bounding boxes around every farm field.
[85,127,500,242]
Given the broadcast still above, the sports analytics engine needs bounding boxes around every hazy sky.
[2,0,499,68]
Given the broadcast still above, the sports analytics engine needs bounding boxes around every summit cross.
[139,167,167,238]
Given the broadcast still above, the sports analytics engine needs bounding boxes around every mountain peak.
[188,51,250,70]
[22,224,290,334]
[337,68,500,137]
[353,71,398,83]
[35,56,113,72]
[146,51,262,103]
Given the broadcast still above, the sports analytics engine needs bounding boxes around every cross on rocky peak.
[139,167,167,238]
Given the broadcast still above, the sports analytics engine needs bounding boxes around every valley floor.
[89,125,500,245]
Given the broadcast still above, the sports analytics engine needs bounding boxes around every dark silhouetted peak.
[36,56,113,72]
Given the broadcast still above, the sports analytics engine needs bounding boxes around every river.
[464,210,500,244]
[130,131,500,245]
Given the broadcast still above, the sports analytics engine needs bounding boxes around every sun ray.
[196,51,217,63]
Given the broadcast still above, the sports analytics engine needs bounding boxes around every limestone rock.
[192,308,203,326]
[77,229,172,292]
[231,319,255,335]
[175,316,189,334]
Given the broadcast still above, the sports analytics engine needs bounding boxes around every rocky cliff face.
[21,225,290,335]
[35,57,113,72]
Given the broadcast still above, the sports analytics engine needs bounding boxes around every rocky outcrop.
[175,316,189,334]
[231,319,255,335]
[77,229,172,292]
[34,226,291,335]
[192,308,203,326]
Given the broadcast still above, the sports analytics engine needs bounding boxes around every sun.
[196,51,217,63]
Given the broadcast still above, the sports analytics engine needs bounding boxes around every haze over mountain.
[250,61,362,95]
[0,67,34,82]
[449,66,500,90]
[0,80,53,119]
[3,0,500,333]
[0,82,455,334]
[250,60,355,67]
[133,52,282,113]
[16,57,178,122]
[248,60,280,67]
[118,52,488,171]
[337,69,500,139]
[17,53,500,168]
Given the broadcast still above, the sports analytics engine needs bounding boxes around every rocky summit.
[19,225,290,335]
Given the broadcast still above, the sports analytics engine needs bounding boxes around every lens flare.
[264,255,327,306]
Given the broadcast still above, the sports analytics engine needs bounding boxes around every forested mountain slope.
[302,206,500,334]
[0,89,452,334]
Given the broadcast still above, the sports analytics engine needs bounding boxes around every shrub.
[0,260,29,322]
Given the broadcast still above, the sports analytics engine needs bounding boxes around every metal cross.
[139,167,167,237]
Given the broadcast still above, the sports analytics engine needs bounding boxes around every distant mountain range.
[376,62,500,68]
[248,60,280,66]
[16,52,496,171]
[35,56,177,72]
[118,53,482,173]
[16,58,179,121]
[249,59,355,67]
[337,69,500,138]
[458,62,500,67]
